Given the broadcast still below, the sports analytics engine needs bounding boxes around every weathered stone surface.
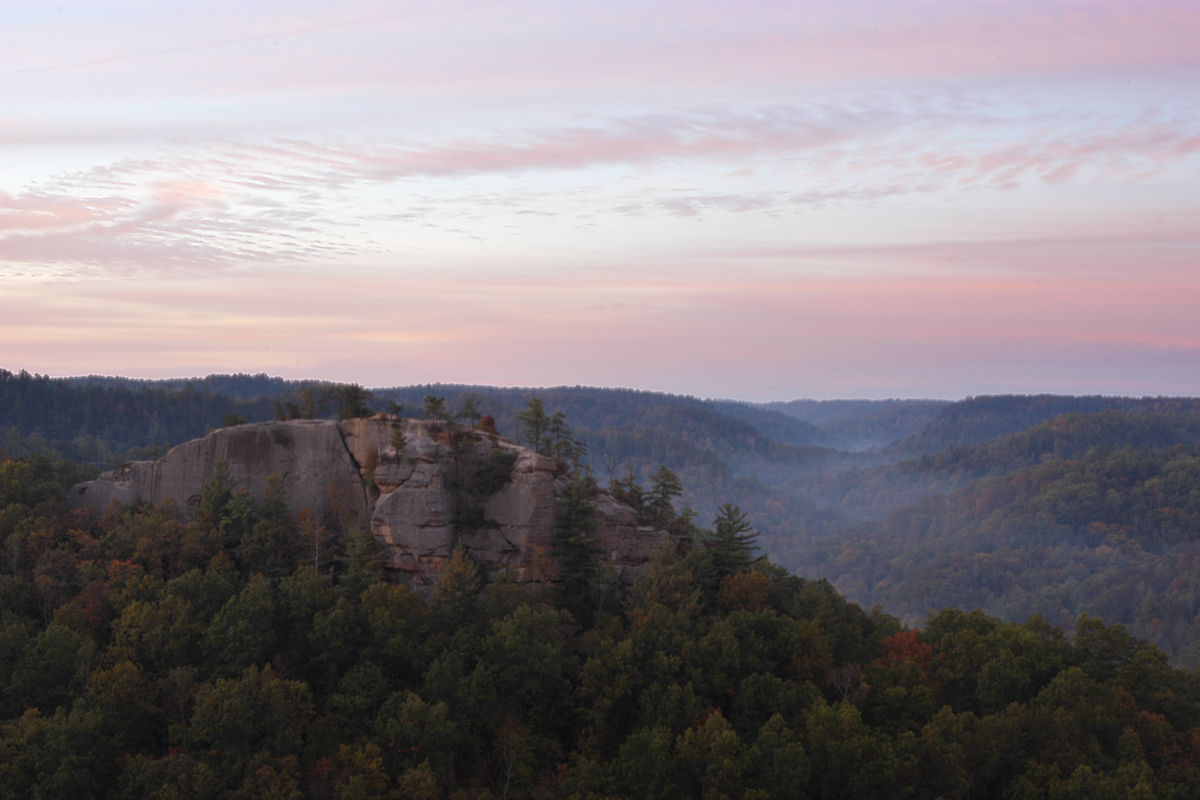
[67,420,368,526]
[370,422,670,589]
[68,415,670,594]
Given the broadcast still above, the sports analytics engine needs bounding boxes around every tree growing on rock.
[517,398,549,452]
[332,384,374,420]
[423,395,450,422]
[551,473,602,627]
[455,397,483,427]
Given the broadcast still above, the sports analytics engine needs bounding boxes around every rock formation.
[68,417,669,591]
[66,420,367,526]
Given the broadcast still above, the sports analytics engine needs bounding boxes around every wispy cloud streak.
[4,97,1197,275]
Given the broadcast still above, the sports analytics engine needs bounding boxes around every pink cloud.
[4,92,1196,275]
[4,255,1196,399]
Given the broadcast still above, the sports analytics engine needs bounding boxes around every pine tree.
[709,503,758,578]
[517,398,549,454]
[645,465,683,529]
[455,397,483,426]
[551,474,602,626]
[423,395,450,422]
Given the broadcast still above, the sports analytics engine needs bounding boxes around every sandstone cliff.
[68,417,668,591]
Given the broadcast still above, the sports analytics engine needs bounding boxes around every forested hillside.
[6,369,1200,668]
[786,408,1200,521]
[1,370,281,464]
[885,394,1200,456]
[785,442,1200,668]
[3,452,1200,799]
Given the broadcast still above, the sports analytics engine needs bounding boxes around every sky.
[1,1,1198,401]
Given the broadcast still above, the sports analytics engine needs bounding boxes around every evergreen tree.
[299,386,328,419]
[645,465,683,529]
[431,546,482,631]
[333,384,374,420]
[423,395,450,422]
[547,411,587,465]
[455,397,483,426]
[609,468,646,517]
[551,473,602,627]
[709,503,758,578]
[517,398,549,454]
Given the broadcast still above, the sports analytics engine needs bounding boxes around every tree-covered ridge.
[3,455,1200,799]
[1,370,282,465]
[9,370,1200,678]
[788,408,1200,521]
[62,372,328,400]
[790,442,1200,667]
[885,394,1200,456]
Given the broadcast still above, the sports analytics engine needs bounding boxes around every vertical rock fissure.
[333,423,372,517]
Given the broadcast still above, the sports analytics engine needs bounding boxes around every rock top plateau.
[69,417,669,591]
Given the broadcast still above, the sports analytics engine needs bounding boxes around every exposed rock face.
[67,420,367,526]
[340,417,669,590]
[68,416,669,592]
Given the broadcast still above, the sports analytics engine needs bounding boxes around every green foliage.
[551,474,602,627]
[222,412,247,428]
[516,397,549,453]
[468,449,519,497]
[185,664,313,789]
[791,441,1200,663]
[455,397,483,426]
[423,394,449,422]
[203,575,278,676]
[645,465,683,528]
[5,407,1200,800]
[331,384,374,421]
[708,503,759,579]
[431,546,482,632]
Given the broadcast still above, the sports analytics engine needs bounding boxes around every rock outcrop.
[67,420,367,527]
[68,417,669,592]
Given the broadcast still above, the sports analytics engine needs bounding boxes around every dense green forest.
[5,369,1200,668]
[4,452,1200,798]
[1,370,283,464]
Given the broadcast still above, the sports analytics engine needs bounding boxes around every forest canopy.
[3,444,1200,799]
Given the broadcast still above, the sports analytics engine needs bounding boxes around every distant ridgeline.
[5,367,1200,664]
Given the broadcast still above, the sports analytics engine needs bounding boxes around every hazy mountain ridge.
[884,393,1200,456]
[8,368,1200,666]
[762,398,948,451]
[785,407,1200,522]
